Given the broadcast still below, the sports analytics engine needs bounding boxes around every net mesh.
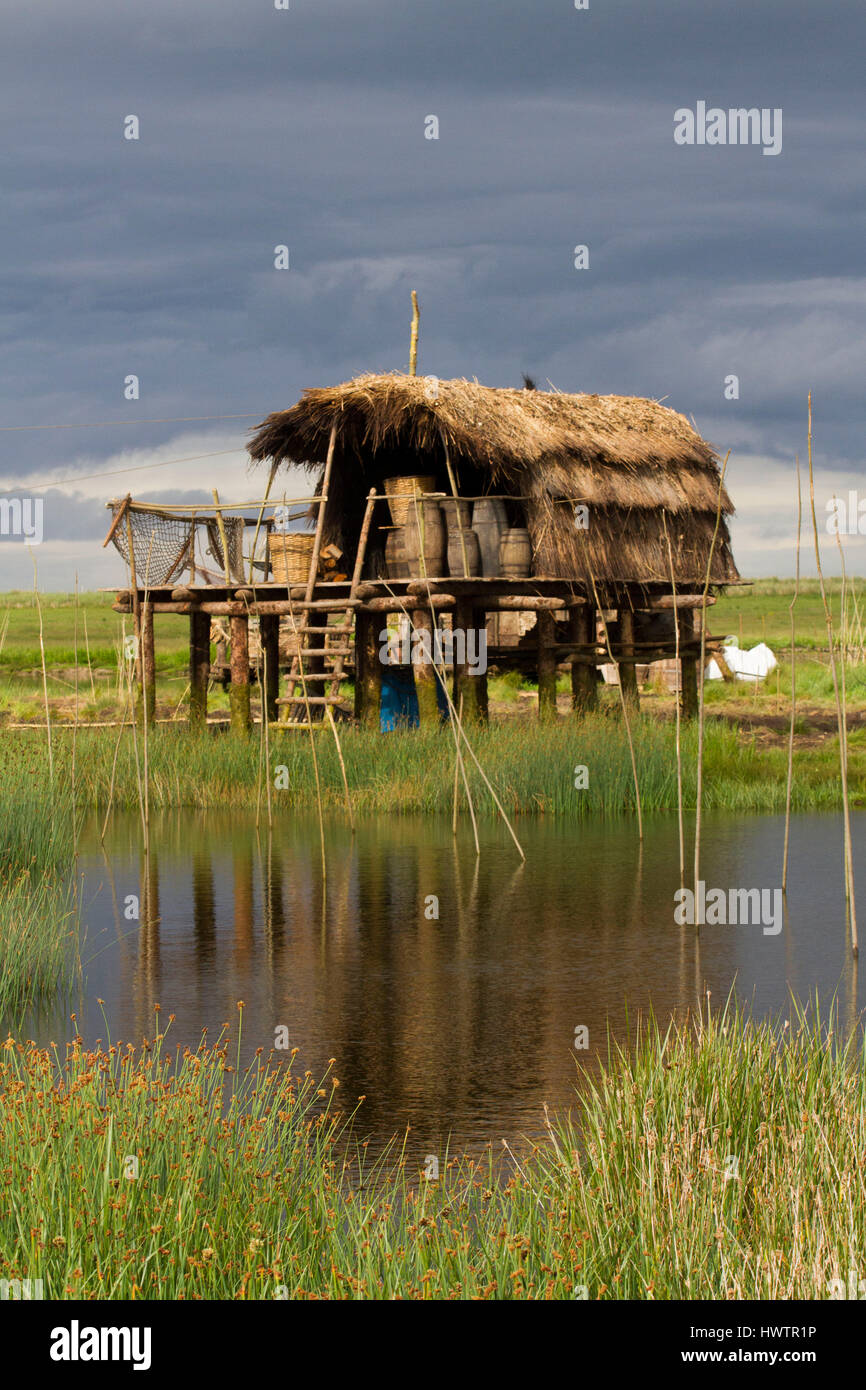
[107,503,245,585]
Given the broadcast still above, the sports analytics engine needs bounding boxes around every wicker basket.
[383,475,436,526]
[268,532,316,584]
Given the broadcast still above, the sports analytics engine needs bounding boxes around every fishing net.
[106,502,246,585]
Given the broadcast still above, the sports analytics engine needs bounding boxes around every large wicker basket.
[383,475,436,526]
[268,532,316,584]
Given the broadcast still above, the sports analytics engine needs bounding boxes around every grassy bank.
[4,715,865,822]
[0,1004,861,1300]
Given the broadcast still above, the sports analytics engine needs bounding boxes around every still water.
[11,809,864,1157]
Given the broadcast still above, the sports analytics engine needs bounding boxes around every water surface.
[10,808,864,1159]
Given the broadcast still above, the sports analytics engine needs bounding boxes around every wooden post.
[475,607,489,725]
[412,607,440,725]
[536,610,558,721]
[570,603,598,715]
[355,610,381,730]
[453,598,482,724]
[230,611,251,733]
[619,606,640,712]
[189,608,210,731]
[260,614,280,724]
[680,609,699,720]
[140,600,156,724]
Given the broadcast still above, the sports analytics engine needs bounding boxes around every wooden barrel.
[446,527,481,577]
[440,497,472,530]
[498,527,532,578]
[472,498,507,576]
[384,527,408,579]
[402,500,446,578]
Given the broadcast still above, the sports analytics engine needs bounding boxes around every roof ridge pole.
[409,290,420,375]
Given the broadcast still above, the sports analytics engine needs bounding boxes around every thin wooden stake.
[782,456,802,894]
[694,450,730,893]
[807,394,857,956]
[662,512,684,886]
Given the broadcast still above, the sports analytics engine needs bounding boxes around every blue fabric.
[380,666,450,731]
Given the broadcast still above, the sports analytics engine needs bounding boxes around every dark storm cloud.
[0,0,864,577]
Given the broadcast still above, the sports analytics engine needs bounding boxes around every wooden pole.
[618,605,640,711]
[260,613,280,724]
[212,489,233,585]
[409,290,420,375]
[412,607,440,725]
[125,510,143,710]
[680,610,699,720]
[189,609,210,731]
[230,611,251,733]
[569,603,597,714]
[536,610,558,721]
[354,610,381,730]
[141,600,156,724]
[453,597,482,724]
[782,456,802,894]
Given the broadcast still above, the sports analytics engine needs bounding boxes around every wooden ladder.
[277,477,377,729]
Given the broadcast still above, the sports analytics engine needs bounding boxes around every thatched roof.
[248,373,738,585]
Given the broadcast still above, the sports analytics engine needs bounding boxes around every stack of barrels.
[382,479,532,584]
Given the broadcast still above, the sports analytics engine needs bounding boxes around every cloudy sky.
[1,0,864,588]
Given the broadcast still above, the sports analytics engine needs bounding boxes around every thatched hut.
[244,371,740,726]
[247,372,738,588]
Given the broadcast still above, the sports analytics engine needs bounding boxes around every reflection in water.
[7,809,863,1159]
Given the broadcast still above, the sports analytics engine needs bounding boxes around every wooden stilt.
[189,608,210,731]
[140,600,156,724]
[619,606,640,712]
[570,603,597,714]
[475,608,489,725]
[412,607,440,725]
[454,598,482,724]
[230,611,251,733]
[680,609,699,719]
[355,611,381,730]
[260,614,280,724]
[537,610,558,722]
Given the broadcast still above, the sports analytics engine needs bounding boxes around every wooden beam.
[644,593,717,611]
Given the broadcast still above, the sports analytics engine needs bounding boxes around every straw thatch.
[248,373,738,585]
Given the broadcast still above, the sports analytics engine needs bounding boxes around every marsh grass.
[14,717,862,821]
[1,1002,862,1300]
[0,777,78,1013]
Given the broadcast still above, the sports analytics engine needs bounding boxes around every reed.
[807,396,857,955]
[782,456,802,893]
[1,1000,863,1300]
